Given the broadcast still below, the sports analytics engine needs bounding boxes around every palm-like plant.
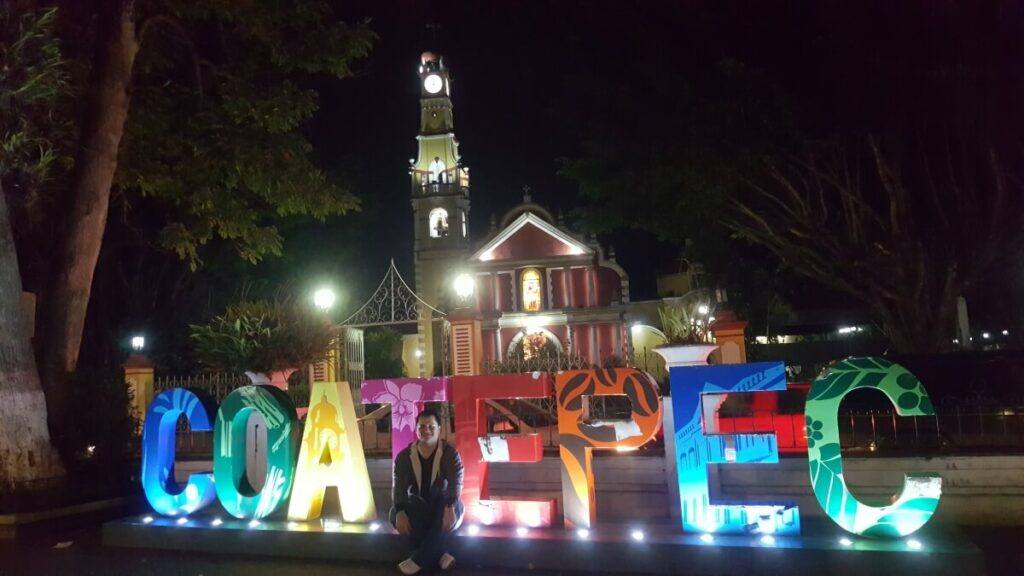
[657,290,715,345]
[190,300,334,375]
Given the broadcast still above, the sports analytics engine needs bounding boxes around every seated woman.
[390,408,464,574]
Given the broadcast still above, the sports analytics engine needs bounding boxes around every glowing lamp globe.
[131,335,145,352]
[313,288,337,311]
[453,274,475,300]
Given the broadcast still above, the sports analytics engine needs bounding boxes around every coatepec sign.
[141,357,942,539]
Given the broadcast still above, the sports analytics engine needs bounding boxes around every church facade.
[409,52,631,371]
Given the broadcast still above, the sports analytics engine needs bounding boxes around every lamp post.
[449,273,483,375]
[313,287,337,312]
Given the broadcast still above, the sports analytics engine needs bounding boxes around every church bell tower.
[411,51,471,374]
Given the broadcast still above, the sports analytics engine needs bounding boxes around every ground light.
[248,520,261,529]
[142,516,153,524]
[906,539,923,550]
[700,533,714,544]
[287,522,299,530]
[516,527,529,537]
[576,528,590,539]
[323,520,341,531]
[176,517,188,525]
[210,518,223,527]
[839,537,853,547]
[369,522,381,532]
[466,525,480,536]
[760,534,776,546]
[630,529,645,542]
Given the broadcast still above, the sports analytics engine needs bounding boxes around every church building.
[409,52,631,373]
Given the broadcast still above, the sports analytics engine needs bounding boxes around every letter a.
[288,381,376,522]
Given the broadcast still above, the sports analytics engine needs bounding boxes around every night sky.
[293,1,1021,317]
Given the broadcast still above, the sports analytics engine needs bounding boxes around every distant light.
[953,338,960,344]
[85,445,96,456]
[708,316,716,323]
[453,273,475,299]
[576,528,590,539]
[698,305,710,315]
[287,522,299,530]
[248,520,261,529]
[369,522,381,532]
[142,516,154,524]
[313,288,337,311]
[324,520,341,531]
[466,524,480,536]
[839,537,853,547]
[906,539,923,550]
[699,533,714,544]
[211,518,223,527]
[131,335,145,351]
[760,534,776,546]
[1003,330,1010,336]
[630,529,645,542]
[516,526,529,537]
[175,516,189,525]
[982,332,991,339]
[414,349,423,358]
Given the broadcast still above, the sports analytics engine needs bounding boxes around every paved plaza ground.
[0,525,560,576]
[1,524,1023,575]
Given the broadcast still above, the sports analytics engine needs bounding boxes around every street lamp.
[313,288,337,312]
[453,273,475,302]
[131,335,146,352]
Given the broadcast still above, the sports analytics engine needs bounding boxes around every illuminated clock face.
[424,74,443,94]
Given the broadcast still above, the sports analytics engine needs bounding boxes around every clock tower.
[410,51,471,373]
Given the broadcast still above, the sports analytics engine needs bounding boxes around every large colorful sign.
[804,357,941,537]
[361,377,448,458]
[289,381,375,522]
[451,373,557,527]
[140,358,942,540]
[670,362,799,535]
[555,368,662,528]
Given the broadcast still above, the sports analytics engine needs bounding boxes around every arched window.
[521,268,542,312]
[429,208,449,238]
[428,158,446,183]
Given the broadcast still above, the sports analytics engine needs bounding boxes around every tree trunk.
[0,181,66,490]
[39,0,139,429]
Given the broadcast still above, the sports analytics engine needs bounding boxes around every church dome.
[499,188,556,228]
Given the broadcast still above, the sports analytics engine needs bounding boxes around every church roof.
[471,211,594,262]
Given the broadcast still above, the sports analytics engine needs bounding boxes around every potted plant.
[190,300,334,389]
[653,290,719,368]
